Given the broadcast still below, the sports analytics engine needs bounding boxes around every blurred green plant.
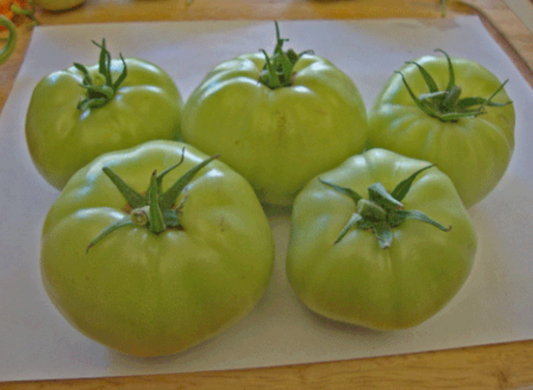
[0,15,16,65]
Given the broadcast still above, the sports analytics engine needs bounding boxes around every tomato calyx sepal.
[86,148,219,253]
[74,39,128,112]
[319,164,451,249]
[258,21,314,89]
[397,48,512,122]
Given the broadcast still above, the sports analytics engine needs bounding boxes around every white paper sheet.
[1,16,533,382]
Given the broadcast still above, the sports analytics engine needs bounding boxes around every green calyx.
[74,39,128,112]
[86,148,219,253]
[258,21,314,89]
[397,49,512,122]
[320,165,451,249]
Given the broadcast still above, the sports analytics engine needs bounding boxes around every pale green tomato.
[26,41,182,190]
[287,149,477,330]
[368,52,515,208]
[41,141,274,357]
[182,49,368,206]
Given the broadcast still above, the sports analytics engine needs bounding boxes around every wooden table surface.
[1,0,533,389]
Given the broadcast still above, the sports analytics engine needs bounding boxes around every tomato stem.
[86,149,219,253]
[131,207,149,226]
[147,170,167,234]
[398,49,512,122]
[74,39,128,112]
[86,218,134,254]
[320,165,450,249]
[159,153,220,210]
[357,199,387,221]
[258,21,314,89]
[102,166,146,208]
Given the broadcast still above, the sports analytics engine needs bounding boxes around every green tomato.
[368,50,515,208]
[40,141,274,357]
[181,23,368,206]
[32,0,85,11]
[26,40,182,190]
[286,149,477,330]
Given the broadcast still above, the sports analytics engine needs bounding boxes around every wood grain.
[2,1,533,389]
[2,341,533,389]
[34,0,472,24]
[462,0,533,86]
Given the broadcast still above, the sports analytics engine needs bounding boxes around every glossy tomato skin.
[26,58,182,190]
[286,149,477,330]
[368,55,515,208]
[181,53,368,206]
[41,141,274,357]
